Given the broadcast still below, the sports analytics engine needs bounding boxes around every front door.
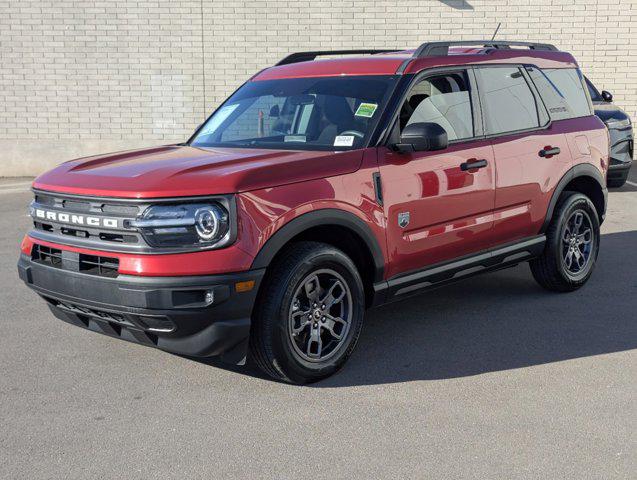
[378,69,496,279]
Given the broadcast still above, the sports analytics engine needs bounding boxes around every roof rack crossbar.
[413,40,558,58]
[275,49,399,66]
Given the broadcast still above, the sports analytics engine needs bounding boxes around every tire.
[530,192,600,292]
[607,176,627,188]
[249,241,365,384]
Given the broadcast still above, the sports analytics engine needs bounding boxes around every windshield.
[190,75,398,151]
[584,76,602,102]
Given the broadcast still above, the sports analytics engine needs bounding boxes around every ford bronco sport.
[18,41,609,384]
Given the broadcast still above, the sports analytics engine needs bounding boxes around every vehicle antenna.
[491,22,502,41]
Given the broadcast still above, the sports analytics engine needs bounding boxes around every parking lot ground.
[1,167,636,479]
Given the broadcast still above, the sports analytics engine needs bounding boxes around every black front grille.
[77,253,120,277]
[32,244,63,267]
[32,244,120,278]
[34,193,139,216]
[30,191,146,250]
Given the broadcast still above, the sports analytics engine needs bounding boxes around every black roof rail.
[413,40,558,58]
[275,49,399,66]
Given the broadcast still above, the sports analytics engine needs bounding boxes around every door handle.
[539,146,561,158]
[460,159,488,171]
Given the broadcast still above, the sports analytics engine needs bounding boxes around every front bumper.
[607,125,633,184]
[608,126,633,165]
[608,158,633,182]
[18,254,264,364]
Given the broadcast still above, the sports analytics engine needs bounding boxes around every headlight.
[129,201,233,249]
[605,118,631,130]
[194,206,222,241]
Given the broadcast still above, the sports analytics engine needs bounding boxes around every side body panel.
[377,143,496,279]
[238,148,388,274]
[491,116,608,246]
[490,123,572,245]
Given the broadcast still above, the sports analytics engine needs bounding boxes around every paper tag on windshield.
[354,103,378,118]
[334,135,355,147]
[284,135,306,143]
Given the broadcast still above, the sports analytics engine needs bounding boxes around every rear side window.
[475,67,542,135]
[527,67,592,120]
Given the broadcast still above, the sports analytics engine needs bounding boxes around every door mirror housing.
[393,122,448,153]
[601,90,613,103]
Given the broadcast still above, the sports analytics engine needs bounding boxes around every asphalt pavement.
[0,169,635,479]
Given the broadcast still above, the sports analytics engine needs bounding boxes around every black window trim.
[473,64,592,142]
[379,62,580,148]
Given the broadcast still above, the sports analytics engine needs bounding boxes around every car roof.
[252,46,578,81]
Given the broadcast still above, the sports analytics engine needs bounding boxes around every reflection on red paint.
[418,171,440,197]
[444,166,474,190]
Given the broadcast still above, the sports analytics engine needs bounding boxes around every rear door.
[474,65,572,245]
[378,68,496,279]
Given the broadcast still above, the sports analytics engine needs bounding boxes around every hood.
[594,102,631,124]
[33,145,363,198]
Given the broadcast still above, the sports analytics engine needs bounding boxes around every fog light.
[205,290,214,304]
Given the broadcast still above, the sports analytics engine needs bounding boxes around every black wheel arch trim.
[541,163,608,232]
[250,208,385,282]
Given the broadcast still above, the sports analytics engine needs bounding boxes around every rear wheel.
[530,192,600,292]
[249,241,364,384]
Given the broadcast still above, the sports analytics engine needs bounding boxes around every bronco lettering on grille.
[32,208,119,229]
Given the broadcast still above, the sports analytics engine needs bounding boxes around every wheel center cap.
[313,310,322,319]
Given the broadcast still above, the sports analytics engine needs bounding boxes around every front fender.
[250,207,385,282]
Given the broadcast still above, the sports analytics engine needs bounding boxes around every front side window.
[475,66,542,135]
[400,71,474,141]
[527,67,593,120]
[191,76,398,151]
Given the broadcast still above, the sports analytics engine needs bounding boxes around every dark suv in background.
[585,76,633,187]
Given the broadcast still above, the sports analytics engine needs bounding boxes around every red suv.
[18,41,609,383]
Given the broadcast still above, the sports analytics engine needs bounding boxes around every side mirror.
[394,122,448,153]
[269,104,280,117]
[601,90,613,103]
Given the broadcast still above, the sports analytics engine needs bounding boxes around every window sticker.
[354,103,378,118]
[284,135,307,143]
[199,104,239,136]
[334,135,355,147]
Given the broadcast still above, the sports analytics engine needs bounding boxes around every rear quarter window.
[527,67,593,120]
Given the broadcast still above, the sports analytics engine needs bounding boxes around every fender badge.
[398,212,410,228]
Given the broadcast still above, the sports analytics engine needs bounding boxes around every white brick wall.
[1,0,636,175]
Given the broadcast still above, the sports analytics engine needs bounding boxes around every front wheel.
[249,242,365,384]
[530,192,600,292]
